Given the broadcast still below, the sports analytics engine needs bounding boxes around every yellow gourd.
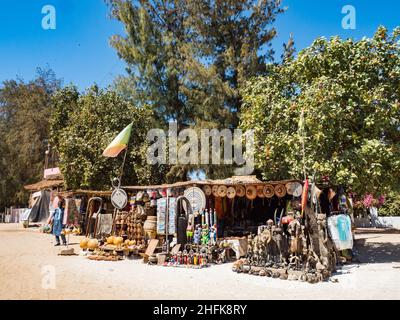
[80,238,89,249]
[87,239,99,250]
[106,236,114,245]
[113,236,123,246]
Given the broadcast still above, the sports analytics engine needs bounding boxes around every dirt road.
[0,223,399,300]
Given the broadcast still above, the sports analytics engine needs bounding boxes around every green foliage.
[108,0,285,180]
[51,86,167,190]
[379,192,400,216]
[240,26,400,194]
[0,68,61,208]
[108,0,284,128]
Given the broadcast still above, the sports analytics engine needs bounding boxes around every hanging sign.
[111,188,128,210]
[110,177,127,209]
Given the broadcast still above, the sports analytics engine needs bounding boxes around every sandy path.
[0,223,399,300]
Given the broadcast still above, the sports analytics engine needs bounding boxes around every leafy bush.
[50,85,167,190]
[379,192,400,216]
[240,26,400,195]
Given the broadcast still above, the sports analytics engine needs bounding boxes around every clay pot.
[143,216,157,236]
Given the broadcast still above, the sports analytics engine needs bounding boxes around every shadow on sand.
[355,239,400,264]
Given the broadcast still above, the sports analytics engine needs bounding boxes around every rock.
[59,248,75,256]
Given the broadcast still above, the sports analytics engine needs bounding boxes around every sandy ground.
[0,223,399,300]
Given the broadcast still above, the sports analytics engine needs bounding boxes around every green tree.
[108,0,191,128]
[108,0,285,180]
[51,86,166,190]
[379,192,400,217]
[109,0,284,129]
[184,0,284,128]
[0,68,61,208]
[240,26,400,194]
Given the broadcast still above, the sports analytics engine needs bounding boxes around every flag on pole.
[102,123,133,157]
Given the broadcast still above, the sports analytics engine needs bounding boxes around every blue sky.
[0,0,399,90]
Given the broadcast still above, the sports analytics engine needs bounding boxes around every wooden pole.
[165,189,170,253]
[118,147,129,185]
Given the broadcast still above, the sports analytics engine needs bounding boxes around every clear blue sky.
[0,0,399,91]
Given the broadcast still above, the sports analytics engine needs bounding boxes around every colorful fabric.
[327,214,353,250]
[156,197,176,234]
[301,179,309,216]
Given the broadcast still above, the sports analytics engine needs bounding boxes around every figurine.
[193,225,201,245]
[209,225,217,245]
[188,249,194,265]
[177,251,182,265]
[201,252,207,266]
[186,222,194,243]
[201,225,210,245]
[205,209,209,226]
[212,224,217,243]
[183,249,188,265]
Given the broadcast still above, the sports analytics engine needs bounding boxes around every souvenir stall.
[232,179,354,283]
[77,175,352,277]
[90,176,309,268]
[52,190,112,236]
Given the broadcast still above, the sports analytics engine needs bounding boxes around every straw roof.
[56,189,112,197]
[122,176,302,190]
[24,179,64,191]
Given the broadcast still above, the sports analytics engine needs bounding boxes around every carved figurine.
[186,222,194,243]
[193,225,201,245]
[201,225,209,245]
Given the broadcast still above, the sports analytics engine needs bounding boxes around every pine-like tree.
[108,0,285,180]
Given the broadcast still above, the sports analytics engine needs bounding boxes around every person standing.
[49,199,67,246]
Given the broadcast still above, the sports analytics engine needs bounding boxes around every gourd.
[113,236,124,246]
[87,239,99,250]
[80,238,89,249]
[106,236,114,245]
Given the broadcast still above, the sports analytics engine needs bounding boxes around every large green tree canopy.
[107,0,288,180]
[0,68,60,208]
[108,0,285,129]
[50,85,166,190]
[240,27,400,194]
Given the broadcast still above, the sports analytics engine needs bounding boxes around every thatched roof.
[24,179,64,191]
[122,176,302,190]
[56,189,112,197]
